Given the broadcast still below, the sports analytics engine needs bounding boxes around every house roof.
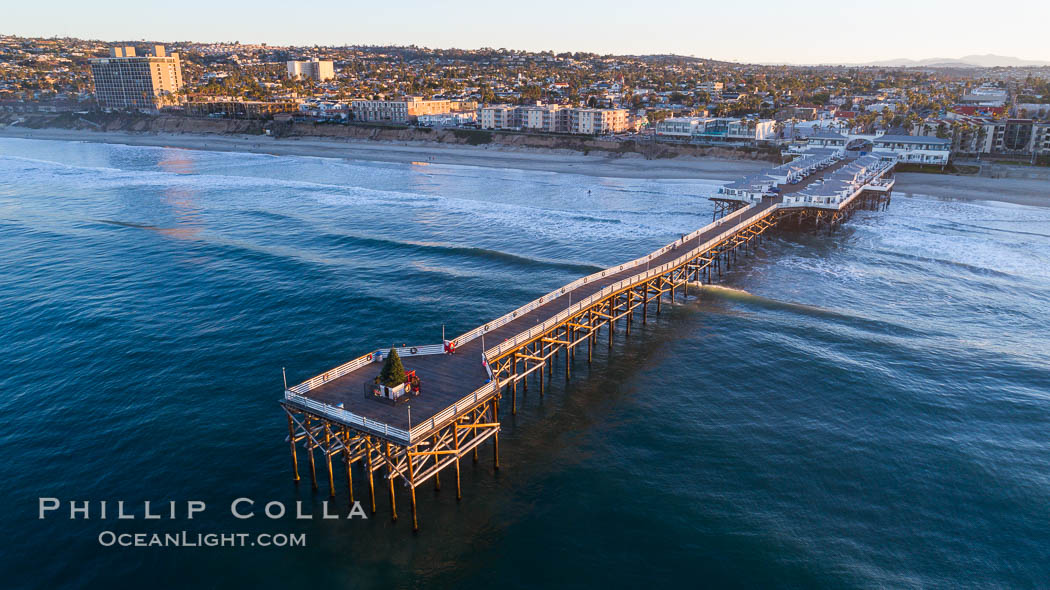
[808,130,848,140]
[874,134,951,145]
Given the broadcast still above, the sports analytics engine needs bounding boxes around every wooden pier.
[279,152,896,531]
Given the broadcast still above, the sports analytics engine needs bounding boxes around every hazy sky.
[8,0,1050,64]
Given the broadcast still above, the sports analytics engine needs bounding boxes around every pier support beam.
[366,441,376,514]
[406,447,419,532]
[286,415,300,483]
[342,426,354,503]
[570,326,575,363]
[385,442,397,522]
[433,435,441,491]
[539,354,545,394]
[306,418,318,491]
[324,424,336,497]
[587,325,593,363]
[511,353,517,415]
[453,420,462,501]
[626,292,632,335]
[493,399,500,471]
[565,335,571,380]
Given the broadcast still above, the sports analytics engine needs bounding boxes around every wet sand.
[2,126,1048,206]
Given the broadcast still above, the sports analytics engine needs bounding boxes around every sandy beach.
[2,126,1048,206]
[0,126,768,181]
[893,172,1050,207]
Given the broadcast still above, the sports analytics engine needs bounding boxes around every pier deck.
[278,152,895,531]
[292,197,778,432]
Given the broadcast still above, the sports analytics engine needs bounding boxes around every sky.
[7,0,1050,64]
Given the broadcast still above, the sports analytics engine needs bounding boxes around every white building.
[477,104,628,134]
[417,112,477,127]
[719,174,777,202]
[287,59,335,82]
[89,45,183,111]
[654,117,705,136]
[570,108,628,134]
[655,117,776,142]
[872,135,951,165]
[959,85,1008,107]
[478,105,518,130]
[805,130,849,149]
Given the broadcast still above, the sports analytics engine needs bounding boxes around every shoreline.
[2,126,1048,207]
[0,126,768,181]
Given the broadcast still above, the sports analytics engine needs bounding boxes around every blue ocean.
[1,137,1048,588]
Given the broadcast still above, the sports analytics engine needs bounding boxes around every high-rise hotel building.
[287,59,335,82]
[90,45,184,111]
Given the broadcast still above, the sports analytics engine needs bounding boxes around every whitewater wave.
[314,230,606,274]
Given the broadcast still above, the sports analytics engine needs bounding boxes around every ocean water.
[1,137,1049,589]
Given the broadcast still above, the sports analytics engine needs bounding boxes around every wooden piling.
[385,442,397,522]
[306,418,318,491]
[286,414,300,483]
[511,353,517,415]
[433,434,441,491]
[539,353,545,394]
[626,292,632,335]
[453,422,462,501]
[587,325,593,363]
[366,441,376,514]
[493,398,500,471]
[565,335,571,380]
[342,426,354,503]
[569,325,575,363]
[406,447,419,532]
[324,424,335,497]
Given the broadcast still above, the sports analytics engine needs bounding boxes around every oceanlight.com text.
[97,531,306,548]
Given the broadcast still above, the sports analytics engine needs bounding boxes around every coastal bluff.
[1,111,783,163]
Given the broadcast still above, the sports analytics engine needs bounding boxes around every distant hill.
[851,54,1050,68]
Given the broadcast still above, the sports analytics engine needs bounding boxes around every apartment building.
[918,118,1050,156]
[478,104,628,134]
[89,45,183,111]
[417,112,477,126]
[185,99,300,119]
[991,119,1050,155]
[654,117,704,136]
[655,117,776,142]
[478,105,518,129]
[518,104,569,132]
[286,59,335,82]
[570,108,628,134]
[352,98,474,123]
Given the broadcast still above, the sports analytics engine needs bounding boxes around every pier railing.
[483,204,770,360]
[285,377,499,444]
[454,204,755,349]
[287,343,444,396]
[408,380,500,442]
[284,391,412,443]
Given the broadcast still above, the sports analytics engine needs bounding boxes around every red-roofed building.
[950,105,1006,118]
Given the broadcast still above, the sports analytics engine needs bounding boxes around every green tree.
[379,348,406,387]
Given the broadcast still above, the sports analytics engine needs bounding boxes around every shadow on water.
[698,284,928,338]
